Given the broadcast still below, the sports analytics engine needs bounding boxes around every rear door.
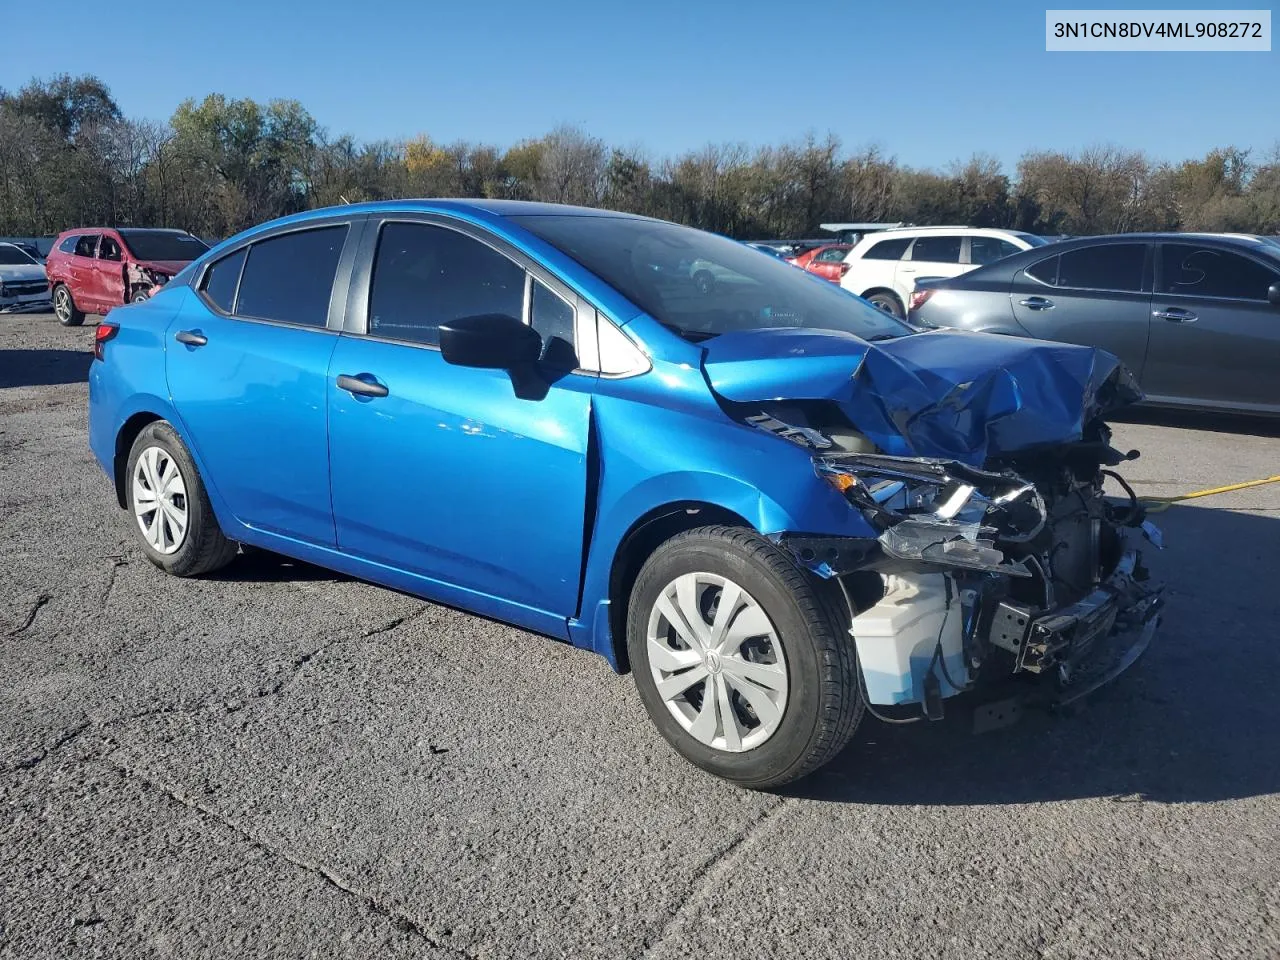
[1144,241,1280,410]
[1009,241,1153,377]
[326,215,594,627]
[94,232,127,308]
[897,235,965,302]
[70,234,101,308]
[165,217,363,546]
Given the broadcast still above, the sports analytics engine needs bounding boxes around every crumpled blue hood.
[702,328,1142,465]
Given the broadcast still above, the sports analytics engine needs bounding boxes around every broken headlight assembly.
[817,454,1046,577]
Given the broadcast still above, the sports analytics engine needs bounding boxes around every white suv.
[839,227,1050,317]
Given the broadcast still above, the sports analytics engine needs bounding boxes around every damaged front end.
[780,438,1163,714]
[712,331,1164,718]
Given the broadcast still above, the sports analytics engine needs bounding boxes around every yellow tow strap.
[1141,474,1280,514]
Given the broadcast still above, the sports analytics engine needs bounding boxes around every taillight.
[909,289,935,312]
[93,322,119,361]
[839,262,851,277]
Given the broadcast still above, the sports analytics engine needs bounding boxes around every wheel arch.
[605,500,754,673]
[113,412,165,507]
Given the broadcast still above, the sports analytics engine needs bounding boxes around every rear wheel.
[866,291,904,318]
[124,421,237,577]
[53,284,85,326]
[627,526,862,789]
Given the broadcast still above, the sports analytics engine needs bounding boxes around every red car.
[46,227,209,325]
[786,243,852,282]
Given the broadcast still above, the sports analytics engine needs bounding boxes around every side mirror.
[1268,282,1280,307]
[439,313,541,369]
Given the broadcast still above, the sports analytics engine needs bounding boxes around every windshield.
[119,230,209,262]
[512,215,914,343]
[0,244,38,266]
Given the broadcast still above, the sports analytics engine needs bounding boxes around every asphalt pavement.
[2,311,1278,959]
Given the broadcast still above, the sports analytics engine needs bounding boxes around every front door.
[165,221,357,546]
[1144,241,1280,411]
[1009,241,1153,378]
[327,218,593,621]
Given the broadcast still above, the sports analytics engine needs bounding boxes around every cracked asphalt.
[3,311,1279,959]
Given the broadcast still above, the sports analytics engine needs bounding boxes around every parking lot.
[2,309,1278,959]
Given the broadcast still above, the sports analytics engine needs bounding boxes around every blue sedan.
[89,200,1161,787]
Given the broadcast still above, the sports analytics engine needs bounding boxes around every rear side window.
[1026,255,1059,285]
[1159,243,1280,300]
[969,236,1021,266]
[1057,243,1146,292]
[815,246,848,262]
[200,248,247,313]
[58,235,78,254]
[862,237,910,261]
[74,235,99,258]
[910,236,963,264]
[367,222,525,347]
[235,226,348,327]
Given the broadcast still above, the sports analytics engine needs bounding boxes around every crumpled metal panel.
[702,328,1142,465]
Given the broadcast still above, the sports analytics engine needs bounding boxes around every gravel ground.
[2,311,1278,960]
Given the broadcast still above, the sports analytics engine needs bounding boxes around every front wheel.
[53,284,85,326]
[627,526,862,789]
[124,421,238,577]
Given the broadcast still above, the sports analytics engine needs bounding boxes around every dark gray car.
[910,234,1280,416]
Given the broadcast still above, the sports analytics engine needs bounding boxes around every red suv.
[46,227,209,325]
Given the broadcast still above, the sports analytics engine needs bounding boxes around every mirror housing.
[1268,282,1280,307]
[439,313,541,369]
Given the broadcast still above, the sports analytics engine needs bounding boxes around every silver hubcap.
[132,446,189,555]
[647,572,789,752]
[55,288,70,320]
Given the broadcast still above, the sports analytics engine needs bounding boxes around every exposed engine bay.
[745,399,1164,716]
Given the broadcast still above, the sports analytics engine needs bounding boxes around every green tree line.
[2,74,1278,242]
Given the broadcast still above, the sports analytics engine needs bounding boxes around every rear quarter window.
[57,236,78,254]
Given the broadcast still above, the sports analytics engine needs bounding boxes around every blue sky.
[3,1,1275,171]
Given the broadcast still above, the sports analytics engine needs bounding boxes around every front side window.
[1057,243,1146,292]
[862,237,911,261]
[199,248,247,314]
[235,225,348,327]
[74,235,99,258]
[909,236,963,264]
[511,215,912,344]
[1159,244,1280,300]
[368,222,525,347]
[530,279,577,367]
[98,236,121,261]
[969,237,1021,266]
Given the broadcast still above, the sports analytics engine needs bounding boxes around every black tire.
[124,421,238,577]
[53,284,85,326]
[866,291,904,318]
[627,525,862,789]
[131,289,150,304]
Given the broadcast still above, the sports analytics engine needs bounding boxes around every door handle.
[1153,308,1198,323]
[1019,297,1055,310]
[337,374,389,398]
[174,330,208,346]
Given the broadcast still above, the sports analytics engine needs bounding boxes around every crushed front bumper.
[989,548,1163,707]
